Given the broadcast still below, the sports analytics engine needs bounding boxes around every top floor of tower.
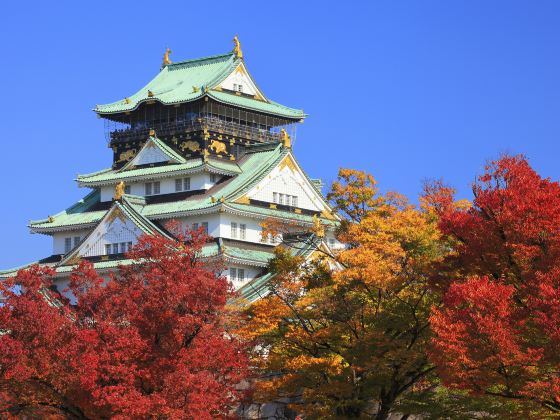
[95,37,306,167]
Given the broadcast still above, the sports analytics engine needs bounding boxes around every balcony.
[108,116,288,145]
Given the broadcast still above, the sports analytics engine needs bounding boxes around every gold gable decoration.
[280,128,291,148]
[114,181,125,201]
[232,35,243,59]
[312,215,325,238]
[162,47,172,68]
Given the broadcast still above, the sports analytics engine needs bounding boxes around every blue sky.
[1,1,559,268]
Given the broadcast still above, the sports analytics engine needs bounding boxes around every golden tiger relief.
[209,140,227,154]
[179,140,201,153]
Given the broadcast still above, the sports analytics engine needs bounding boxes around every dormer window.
[273,192,298,207]
[210,174,218,183]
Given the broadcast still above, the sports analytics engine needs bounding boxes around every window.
[105,244,112,255]
[202,222,208,234]
[113,244,119,254]
[192,222,199,231]
[273,192,299,207]
[237,84,243,93]
[145,182,160,195]
[124,185,131,194]
[229,267,245,282]
[329,238,335,248]
[231,222,238,239]
[73,236,80,248]
[64,237,72,253]
[233,83,238,91]
[240,224,246,240]
[210,174,217,183]
[175,178,191,192]
[120,242,127,253]
[127,242,133,252]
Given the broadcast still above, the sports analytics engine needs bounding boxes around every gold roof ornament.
[114,181,126,201]
[192,85,200,93]
[47,215,55,223]
[148,90,154,98]
[280,128,291,148]
[162,47,172,67]
[124,97,131,104]
[312,214,325,238]
[232,35,243,59]
[149,129,156,137]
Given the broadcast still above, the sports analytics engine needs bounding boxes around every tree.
[239,169,448,419]
[0,228,248,419]
[428,155,560,415]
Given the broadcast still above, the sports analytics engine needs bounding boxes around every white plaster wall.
[218,65,259,96]
[218,214,268,243]
[99,173,220,201]
[325,233,344,250]
[174,214,221,238]
[247,161,324,212]
[80,217,144,257]
[53,229,91,255]
[225,265,262,290]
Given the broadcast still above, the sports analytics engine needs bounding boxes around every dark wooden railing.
[109,116,284,145]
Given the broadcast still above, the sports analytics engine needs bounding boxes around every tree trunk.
[375,396,394,420]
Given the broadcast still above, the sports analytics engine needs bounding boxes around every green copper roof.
[30,190,107,230]
[208,91,305,119]
[0,241,265,279]
[95,53,304,119]
[236,272,274,303]
[77,157,241,187]
[222,244,274,267]
[31,144,336,233]
[224,203,337,226]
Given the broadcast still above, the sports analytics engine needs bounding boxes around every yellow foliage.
[239,168,449,418]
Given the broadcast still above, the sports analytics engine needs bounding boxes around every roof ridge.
[168,52,235,69]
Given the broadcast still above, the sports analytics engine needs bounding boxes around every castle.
[0,38,340,300]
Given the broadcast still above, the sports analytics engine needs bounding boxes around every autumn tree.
[428,155,560,415]
[240,169,449,419]
[0,228,248,419]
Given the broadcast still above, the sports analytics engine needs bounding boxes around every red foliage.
[428,155,560,411]
[0,228,248,419]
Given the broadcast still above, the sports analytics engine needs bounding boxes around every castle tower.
[1,40,340,300]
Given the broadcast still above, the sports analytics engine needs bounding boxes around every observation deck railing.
[109,116,284,145]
